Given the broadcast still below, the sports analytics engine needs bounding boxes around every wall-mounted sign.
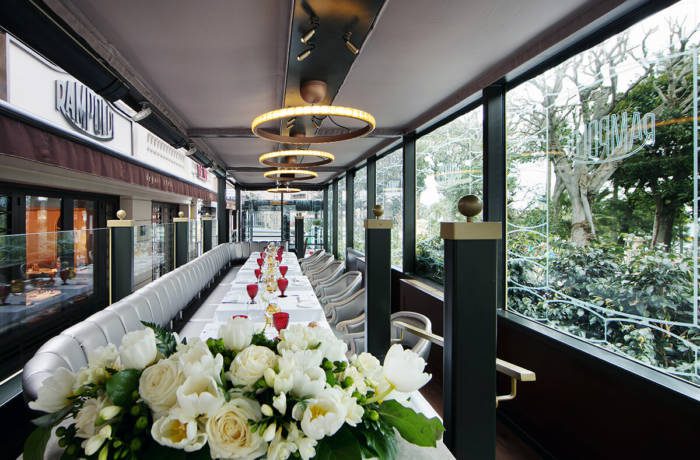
[567,111,655,164]
[55,80,114,141]
[196,164,209,181]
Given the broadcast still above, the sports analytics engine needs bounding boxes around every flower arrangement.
[25,319,444,459]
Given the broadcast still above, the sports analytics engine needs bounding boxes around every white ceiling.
[59,0,612,186]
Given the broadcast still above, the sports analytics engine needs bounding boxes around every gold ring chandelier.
[259,149,334,168]
[251,105,376,144]
[263,168,318,182]
[267,185,302,193]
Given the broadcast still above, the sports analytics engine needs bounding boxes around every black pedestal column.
[107,210,134,304]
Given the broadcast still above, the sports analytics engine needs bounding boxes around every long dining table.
[188,249,454,459]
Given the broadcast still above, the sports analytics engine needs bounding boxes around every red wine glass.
[246,283,258,304]
[273,311,289,332]
[256,258,264,268]
[254,268,262,282]
[277,277,289,298]
[279,265,288,278]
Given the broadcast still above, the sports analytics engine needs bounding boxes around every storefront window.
[338,177,347,259]
[377,149,403,268]
[354,167,367,251]
[416,107,483,282]
[506,0,700,385]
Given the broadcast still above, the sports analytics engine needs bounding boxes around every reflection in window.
[328,186,334,253]
[506,0,700,384]
[338,177,346,259]
[416,108,483,282]
[377,149,403,267]
[354,167,367,251]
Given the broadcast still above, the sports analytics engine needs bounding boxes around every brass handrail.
[392,320,536,406]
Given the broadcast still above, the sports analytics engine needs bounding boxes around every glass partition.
[242,191,282,242]
[506,0,700,385]
[152,222,174,280]
[212,218,218,248]
[416,107,483,282]
[189,219,201,259]
[353,167,367,251]
[134,221,153,287]
[377,149,404,268]
[328,185,334,253]
[287,191,324,254]
[338,177,347,259]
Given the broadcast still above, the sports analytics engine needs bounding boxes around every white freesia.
[176,375,223,417]
[341,365,368,395]
[219,317,255,351]
[288,423,317,460]
[228,345,277,387]
[297,388,348,440]
[278,325,347,362]
[206,398,266,459]
[151,413,207,452]
[28,367,75,413]
[267,426,297,460]
[178,339,224,384]
[272,392,287,415]
[382,344,431,393]
[82,424,111,456]
[74,397,105,439]
[118,328,157,370]
[73,366,110,392]
[139,358,184,414]
[87,344,120,369]
[261,404,273,417]
[274,350,325,398]
[99,405,121,421]
[263,422,277,442]
[352,352,391,394]
[340,392,364,426]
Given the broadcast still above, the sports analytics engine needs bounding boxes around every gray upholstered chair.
[325,288,365,327]
[303,254,333,277]
[300,249,325,270]
[315,271,362,303]
[309,260,344,288]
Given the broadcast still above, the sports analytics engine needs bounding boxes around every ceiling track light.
[132,102,152,122]
[297,44,314,62]
[343,32,360,56]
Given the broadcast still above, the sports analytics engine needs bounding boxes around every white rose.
[297,388,348,440]
[139,358,184,414]
[382,344,431,392]
[151,413,207,452]
[119,328,157,370]
[287,423,317,460]
[206,398,267,459]
[219,317,255,352]
[87,344,120,369]
[29,367,75,413]
[177,339,224,384]
[176,375,224,417]
[74,397,105,439]
[267,427,297,460]
[228,345,277,387]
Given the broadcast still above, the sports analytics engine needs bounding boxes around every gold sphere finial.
[458,195,482,222]
[178,211,185,218]
[116,209,127,220]
[205,212,211,217]
[372,204,384,218]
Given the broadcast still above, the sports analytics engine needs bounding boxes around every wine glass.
[275,254,283,264]
[246,283,258,304]
[256,257,264,268]
[273,311,289,333]
[279,265,288,278]
[277,277,289,298]
[254,268,262,283]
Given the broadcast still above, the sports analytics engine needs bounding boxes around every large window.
[327,185,334,253]
[377,149,403,267]
[338,177,346,259]
[506,0,700,385]
[416,107,483,282]
[353,167,367,251]
[287,191,323,253]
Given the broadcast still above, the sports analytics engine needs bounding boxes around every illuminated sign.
[55,80,114,140]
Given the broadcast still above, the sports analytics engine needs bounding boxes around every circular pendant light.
[251,105,376,144]
[259,149,334,168]
[263,169,318,182]
[267,185,302,193]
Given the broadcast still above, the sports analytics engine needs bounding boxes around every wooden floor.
[421,380,543,460]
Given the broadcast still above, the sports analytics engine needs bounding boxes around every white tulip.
[218,317,255,352]
[298,388,348,440]
[176,375,223,418]
[139,358,184,414]
[177,339,224,384]
[74,397,105,439]
[151,413,207,452]
[272,392,287,415]
[291,367,326,399]
[206,398,266,459]
[29,367,76,413]
[119,328,157,370]
[228,345,277,387]
[264,368,277,387]
[382,344,431,393]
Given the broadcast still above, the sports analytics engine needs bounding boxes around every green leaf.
[23,426,52,460]
[315,425,363,460]
[361,424,397,460]
[106,369,141,406]
[31,405,72,427]
[251,331,279,351]
[142,321,178,357]
[377,400,445,447]
[141,442,187,460]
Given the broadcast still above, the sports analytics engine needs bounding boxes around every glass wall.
[506,0,700,384]
[353,167,367,251]
[338,177,347,259]
[287,191,324,254]
[241,191,282,242]
[416,107,483,282]
[328,185,334,253]
[376,149,403,267]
